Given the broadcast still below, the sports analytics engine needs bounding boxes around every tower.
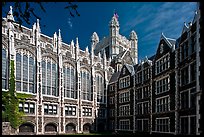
[109,13,120,59]
[129,30,138,64]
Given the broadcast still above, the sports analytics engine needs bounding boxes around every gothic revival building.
[135,56,153,134]
[175,10,201,134]
[2,3,202,135]
[1,6,138,135]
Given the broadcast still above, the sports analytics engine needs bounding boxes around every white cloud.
[67,18,73,29]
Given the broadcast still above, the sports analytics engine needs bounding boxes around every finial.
[58,29,61,39]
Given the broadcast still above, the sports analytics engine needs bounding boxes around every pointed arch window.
[16,52,35,93]
[42,57,58,96]
[96,73,105,103]
[63,64,76,99]
[2,48,8,90]
[80,69,92,101]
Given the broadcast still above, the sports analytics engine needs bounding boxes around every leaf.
[25,2,30,11]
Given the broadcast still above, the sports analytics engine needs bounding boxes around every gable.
[121,51,134,65]
[155,38,172,60]
[118,65,131,78]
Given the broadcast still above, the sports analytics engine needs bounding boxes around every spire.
[109,12,119,27]
[7,6,14,22]
[85,46,89,57]
[32,23,36,31]
[129,30,137,40]
[103,49,107,67]
[36,19,41,32]
[71,40,74,47]
[91,32,99,43]
[76,37,79,48]
[53,32,57,47]
[58,29,61,41]
[70,40,74,54]
[98,52,101,61]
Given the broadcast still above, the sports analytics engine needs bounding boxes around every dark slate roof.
[125,64,135,76]
[148,55,155,61]
[167,38,176,46]
[133,64,139,72]
[175,37,181,49]
[109,72,120,84]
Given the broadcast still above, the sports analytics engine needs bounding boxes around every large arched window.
[80,69,92,101]
[42,57,58,96]
[16,51,35,93]
[96,73,105,103]
[63,63,76,99]
[2,48,8,90]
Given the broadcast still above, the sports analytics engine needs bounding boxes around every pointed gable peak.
[193,10,198,23]
[182,22,189,34]
[7,6,14,22]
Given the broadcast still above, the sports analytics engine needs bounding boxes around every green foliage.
[2,60,31,129]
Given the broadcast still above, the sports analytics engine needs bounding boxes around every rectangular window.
[109,109,115,117]
[180,116,196,135]
[156,118,169,132]
[119,120,130,130]
[156,96,170,113]
[82,107,92,117]
[180,88,196,109]
[181,66,189,86]
[136,88,142,100]
[156,77,169,94]
[119,105,130,116]
[137,119,149,132]
[44,104,57,115]
[98,109,106,118]
[190,62,196,82]
[119,76,130,89]
[155,54,170,74]
[65,106,76,116]
[137,103,143,115]
[18,102,35,114]
[109,97,114,104]
[119,91,130,103]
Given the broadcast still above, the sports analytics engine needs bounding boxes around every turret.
[91,32,99,54]
[75,37,79,60]
[109,13,120,37]
[129,30,138,64]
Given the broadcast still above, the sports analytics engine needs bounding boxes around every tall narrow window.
[42,58,58,96]
[15,51,35,93]
[96,73,104,103]
[81,69,92,101]
[63,64,76,99]
[2,48,7,90]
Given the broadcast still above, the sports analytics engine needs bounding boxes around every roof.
[125,64,135,76]
[167,38,176,46]
[109,72,120,84]
[175,37,181,49]
[148,55,155,61]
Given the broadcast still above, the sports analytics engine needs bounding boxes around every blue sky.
[2,2,197,60]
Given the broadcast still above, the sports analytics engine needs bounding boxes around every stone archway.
[44,123,57,134]
[83,123,91,133]
[65,123,76,133]
[19,123,35,135]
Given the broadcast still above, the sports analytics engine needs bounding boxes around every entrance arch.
[45,123,57,133]
[65,123,76,133]
[83,123,91,133]
[19,123,35,135]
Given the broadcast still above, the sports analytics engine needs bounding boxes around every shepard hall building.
[1,4,202,135]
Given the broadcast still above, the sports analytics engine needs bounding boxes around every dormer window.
[123,68,126,75]
[160,44,164,54]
